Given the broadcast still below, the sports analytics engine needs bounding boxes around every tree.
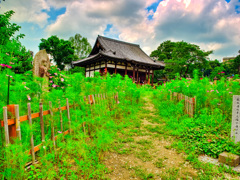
[0,11,33,74]
[233,50,240,75]
[151,40,212,78]
[69,33,92,59]
[39,35,76,70]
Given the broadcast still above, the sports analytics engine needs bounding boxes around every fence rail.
[170,91,196,117]
[1,92,119,165]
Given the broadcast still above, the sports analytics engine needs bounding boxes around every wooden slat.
[61,106,67,111]
[26,143,42,155]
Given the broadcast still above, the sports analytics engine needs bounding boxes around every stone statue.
[33,49,50,78]
[33,49,50,92]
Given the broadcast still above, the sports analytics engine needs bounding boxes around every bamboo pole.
[27,103,35,164]
[49,101,56,150]
[3,107,10,146]
[39,102,45,142]
[14,105,21,140]
[92,95,95,105]
[66,98,71,134]
[58,100,63,133]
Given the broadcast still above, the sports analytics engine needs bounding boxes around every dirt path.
[103,94,198,179]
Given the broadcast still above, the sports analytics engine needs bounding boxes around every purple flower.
[54,73,57,76]
[61,78,64,82]
[229,92,232,94]
[52,84,57,88]
[27,95,31,101]
[49,76,53,79]
[50,80,53,83]
[58,131,62,133]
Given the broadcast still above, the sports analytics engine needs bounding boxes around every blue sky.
[1,0,240,61]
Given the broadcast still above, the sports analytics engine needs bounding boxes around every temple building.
[72,35,165,85]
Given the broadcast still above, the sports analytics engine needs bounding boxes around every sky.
[1,0,240,61]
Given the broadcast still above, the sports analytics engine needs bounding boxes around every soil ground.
[103,94,240,180]
[103,95,198,179]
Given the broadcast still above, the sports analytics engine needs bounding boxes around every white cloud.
[1,0,49,27]
[2,0,240,59]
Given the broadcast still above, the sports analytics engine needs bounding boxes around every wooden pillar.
[125,63,127,76]
[105,61,107,74]
[151,70,154,86]
[133,65,135,83]
[137,68,139,84]
[115,62,117,74]
[99,61,101,74]
[145,69,147,84]
[148,69,150,84]
[89,65,90,77]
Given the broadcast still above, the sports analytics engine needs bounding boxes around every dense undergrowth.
[153,73,240,160]
[0,69,147,179]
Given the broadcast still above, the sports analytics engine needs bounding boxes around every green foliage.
[153,76,240,159]
[151,40,212,79]
[0,69,143,179]
[39,35,76,70]
[69,33,92,59]
[233,53,240,74]
[0,11,33,74]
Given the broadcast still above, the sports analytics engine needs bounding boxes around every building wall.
[85,61,153,77]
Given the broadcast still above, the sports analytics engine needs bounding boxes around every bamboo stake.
[3,107,10,146]
[66,98,71,134]
[14,105,21,140]
[92,95,95,105]
[39,102,45,142]
[58,100,63,133]
[49,101,56,150]
[194,96,196,116]
[28,103,35,164]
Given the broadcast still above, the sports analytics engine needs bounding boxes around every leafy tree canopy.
[0,11,33,74]
[69,33,92,59]
[233,50,240,74]
[39,35,76,70]
[150,40,213,78]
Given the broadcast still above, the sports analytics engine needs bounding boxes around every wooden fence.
[1,92,118,165]
[170,91,196,117]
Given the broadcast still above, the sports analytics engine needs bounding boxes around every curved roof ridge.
[98,35,140,47]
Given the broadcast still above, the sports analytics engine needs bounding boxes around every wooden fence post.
[66,98,71,134]
[3,107,10,146]
[39,103,45,143]
[7,104,16,142]
[27,103,35,164]
[49,101,56,151]
[58,100,63,133]
[14,105,21,140]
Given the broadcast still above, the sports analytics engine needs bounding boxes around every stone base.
[218,152,240,167]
